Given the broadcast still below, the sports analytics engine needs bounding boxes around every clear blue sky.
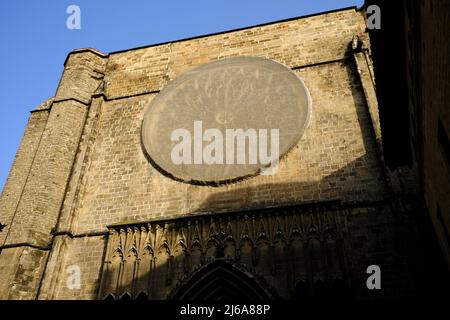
[0,0,363,192]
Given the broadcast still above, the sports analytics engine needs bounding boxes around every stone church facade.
[0,7,429,300]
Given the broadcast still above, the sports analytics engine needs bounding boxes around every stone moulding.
[99,202,349,299]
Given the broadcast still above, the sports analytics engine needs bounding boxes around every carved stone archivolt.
[98,205,349,300]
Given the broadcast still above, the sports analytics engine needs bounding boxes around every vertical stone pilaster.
[0,49,108,299]
[351,35,383,149]
[0,100,51,245]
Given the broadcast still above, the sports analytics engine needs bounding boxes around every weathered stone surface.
[0,7,427,301]
[141,56,311,184]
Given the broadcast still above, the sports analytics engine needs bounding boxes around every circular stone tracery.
[141,56,311,185]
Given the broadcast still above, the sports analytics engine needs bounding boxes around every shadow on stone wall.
[94,150,431,302]
[93,141,450,302]
[69,60,450,301]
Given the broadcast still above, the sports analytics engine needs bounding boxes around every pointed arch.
[135,291,149,301]
[121,248,138,293]
[190,242,203,270]
[170,260,275,301]
[239,237,254,268]
[112,248,124,260]
[142,244,154,258]
[157,241,171,257]
[172,240,187,280]
[119,292,132,300]
[224,237,236,261]
[135,244,153,294]
[205,238,218,259]
[103,293,116,301]
[105,248,123,294]
[255,236,271,275]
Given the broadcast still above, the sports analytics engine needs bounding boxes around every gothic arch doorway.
[170,260,275,301]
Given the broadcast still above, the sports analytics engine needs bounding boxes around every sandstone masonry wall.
[0,8,403,300]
